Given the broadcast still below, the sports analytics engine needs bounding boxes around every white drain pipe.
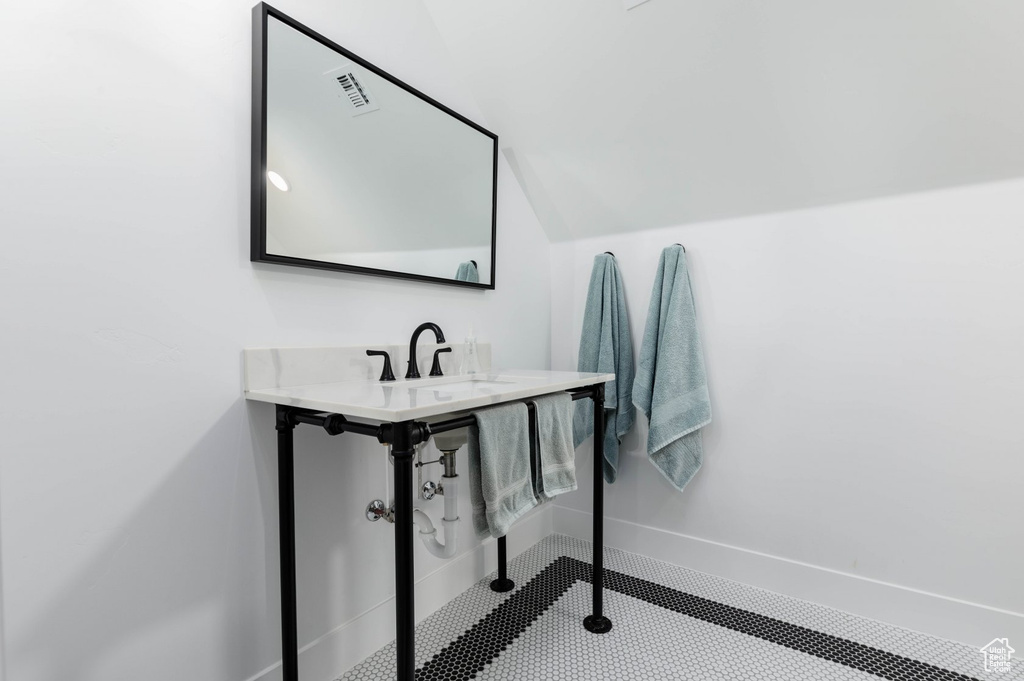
[413,474,459,559]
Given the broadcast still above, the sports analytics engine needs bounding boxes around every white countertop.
[244,369,614,421]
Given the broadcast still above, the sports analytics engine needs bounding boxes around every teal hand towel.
[467,402,538,538]
[572,253,635,483]
[455,260,480,283]
[531,393,577,501]
[632,245,711,492]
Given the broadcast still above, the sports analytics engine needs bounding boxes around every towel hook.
[603,251,615,257]
[470,259,478,268]
[674,243,686,253]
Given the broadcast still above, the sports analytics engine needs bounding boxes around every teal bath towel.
[531,392,577,501]
[467,402,538,538]
[572,253,635,483]
[632,245,711,492]
[455,260,480,283]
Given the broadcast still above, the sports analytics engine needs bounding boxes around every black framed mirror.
[251,3,498,289]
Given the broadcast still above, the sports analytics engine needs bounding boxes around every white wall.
[0,2,551,681]
[550,178,1024,645]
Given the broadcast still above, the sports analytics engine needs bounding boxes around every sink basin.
[427,379,512,393]
[243,346,612,422]
[412,374,544,394]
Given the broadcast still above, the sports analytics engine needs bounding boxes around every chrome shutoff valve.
[421,481,438,500]
[366,499,394,523]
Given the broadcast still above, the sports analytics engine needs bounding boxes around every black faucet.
[406,322,446,379]
[429,347,453,376]
[366,349,396,382]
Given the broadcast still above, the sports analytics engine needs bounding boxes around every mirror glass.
[252,5,497,288]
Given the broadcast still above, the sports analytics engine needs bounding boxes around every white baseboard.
[247,505,553,681]
[554,506,1024,647]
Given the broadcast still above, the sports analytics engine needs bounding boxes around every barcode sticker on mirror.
[324,64,380,117]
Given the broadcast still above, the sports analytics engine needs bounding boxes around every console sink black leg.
[392,422,418,681]
[276,406,300,680]
[583,382,612,634]
[490,535,515,592]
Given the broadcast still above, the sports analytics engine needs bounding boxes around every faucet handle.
[366,349,396,382]
[429,347,453,377]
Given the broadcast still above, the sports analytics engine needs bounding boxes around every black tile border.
[414,556,981,681]
[415,557,578,680]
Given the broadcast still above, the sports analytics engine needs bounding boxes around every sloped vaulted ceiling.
[423,0,1024,241]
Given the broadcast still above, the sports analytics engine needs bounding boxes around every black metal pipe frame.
[274,383,608,681]
[583,382,612,633]
[275,405,299,681]
[390,422,418,680]
[491,536,514,592]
